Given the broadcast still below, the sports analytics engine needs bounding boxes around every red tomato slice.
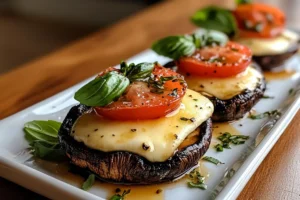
[233,3,285,38]
[95,65,187,120]
[177,41,252,78]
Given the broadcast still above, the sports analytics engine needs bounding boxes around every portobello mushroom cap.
[252,41,299,71]
[164,61,266,122]
[58,104,212,184]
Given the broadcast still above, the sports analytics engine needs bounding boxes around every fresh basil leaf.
[31,141,65,161]
[82,174,95,191]
[23,120,66,161]
[24,120,61,145]
[74,71,130,106]
[191,6,238,37]
[126,62,155,81]
[109,189,131,200]
[24,120,61,138]
[151,35,196,59]
[202,156,224,165]
[194,29,228,47]
[235,0,252,5]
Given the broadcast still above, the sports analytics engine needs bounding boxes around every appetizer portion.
[152,30,266,121]
[59,62,214,184]
[191,2,300,70]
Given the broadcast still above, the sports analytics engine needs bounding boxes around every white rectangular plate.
[0,48,299,200]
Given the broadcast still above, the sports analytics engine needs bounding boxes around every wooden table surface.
[0,0,299,199]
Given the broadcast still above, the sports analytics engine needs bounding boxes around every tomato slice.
[95,65,187,120]
[233,3,285,38]
[177,41,252,78]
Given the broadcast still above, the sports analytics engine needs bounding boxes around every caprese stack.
[152,30,266,121]
[59,62,214,184]
[191,2,300,70]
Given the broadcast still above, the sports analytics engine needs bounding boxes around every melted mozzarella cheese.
[72,89,213,162]
[184,66,263,100]
[235,29,299,56]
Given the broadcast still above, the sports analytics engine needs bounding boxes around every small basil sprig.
[75,62,156,107]
[24,120,65,160]
[120,61,155,81]
[75,71,130,107]
[191,6,238,37]
[152,30,228,60]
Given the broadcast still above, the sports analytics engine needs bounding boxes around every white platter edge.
[216,94,300,200]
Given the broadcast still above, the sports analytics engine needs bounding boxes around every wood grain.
[0,0,299,199]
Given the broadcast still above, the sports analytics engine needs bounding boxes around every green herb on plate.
[109,189,131,200]
[248,110,281,120]
[214,132,249,152]
[262,95,274,99]
[82,174,96,191]
[24,120,65,160]
[202,156,224,165]
[187,169,207,190]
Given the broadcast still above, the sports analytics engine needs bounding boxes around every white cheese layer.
[184,66,263,100]
[72,89,213,162]
[235,29,299,56]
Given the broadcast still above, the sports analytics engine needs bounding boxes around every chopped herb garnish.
[215,144,224,152]
[214,132,249,152]
[168,88,178,97]
[202,156,224,165]
[180,117,189,121]
[187,169,207,190]
[109,189,131,200]
[231,47,239,52]
[262,95,274,99]
[193,99,198,101]
[289,88,294,95]
[248,110,281,120]
[82,174,95,191]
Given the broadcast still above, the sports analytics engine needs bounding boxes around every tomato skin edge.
[94,100,181,121]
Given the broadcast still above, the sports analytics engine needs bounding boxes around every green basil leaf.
[24,128,58,145]
[74,71,130,106]
[202,156,224,165]
[151,35,196,59]
[191,6,238,37]
[23,120,66,161]
[24,120,61,138]
[126,62,155,81]
[235,0,252,5]
[24,120,61,145]
[31,141,65,161]
[82,174,95,191]
[194,29,228,47]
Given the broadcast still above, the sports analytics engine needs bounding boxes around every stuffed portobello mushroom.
[191,2,300,71]
[152,30,266,122]
[59,62,214,184]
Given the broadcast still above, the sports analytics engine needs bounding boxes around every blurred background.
[0,0,298,75]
